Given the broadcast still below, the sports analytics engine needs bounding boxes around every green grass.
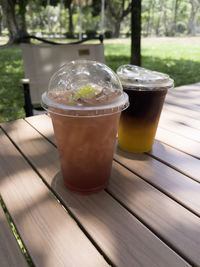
[0,196,34,266]
[105,40,200,86]
[142,42,200,86]
[0,37,200,122]
[0,46,24,122]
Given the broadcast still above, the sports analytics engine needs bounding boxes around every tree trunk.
[64,0,74,37]
[131,0,141,66]
[47,0,51,34]
[170,0,179,36]
[149,0,155,36]
[113,21,121,38]
[107,0,131,38]
[18,0,29,37]
[155,17,160,36]
[100,0,105,35]
[28,1,33,33]
[187,0,200,35]
[146,0,153,36]
[162,1,169,36]
[0,0,19,44]
[59,0,63,36]
[68,4,74,36]
[0,9,2,36]
[155,0,164,36]
[78,5,82,40]
[38,12,45,34]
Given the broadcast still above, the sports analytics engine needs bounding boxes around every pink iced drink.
[42,60,128,194]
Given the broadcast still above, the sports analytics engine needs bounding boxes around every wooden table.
[0,83,200,267]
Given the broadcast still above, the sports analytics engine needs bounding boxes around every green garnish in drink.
[74,85,100,100]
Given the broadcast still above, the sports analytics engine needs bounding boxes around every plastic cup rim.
[41,91,129,117]
[119,84,174,91]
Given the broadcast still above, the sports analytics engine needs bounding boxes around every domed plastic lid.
[41,60,129,117]
[117,65,174,90]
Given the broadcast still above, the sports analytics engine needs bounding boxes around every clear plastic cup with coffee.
[41,60,129,194]
[117,65,174,153]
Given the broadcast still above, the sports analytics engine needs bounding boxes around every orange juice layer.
[117,87,167,153]
[118,118,159,153]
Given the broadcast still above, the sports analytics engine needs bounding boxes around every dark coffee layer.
[122,86,167,123]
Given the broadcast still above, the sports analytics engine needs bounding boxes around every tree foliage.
[142,0,200,36]
[1,0,200,45]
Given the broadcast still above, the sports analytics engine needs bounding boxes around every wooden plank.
[27,114,200,160]
[165,92,200,111]
[166,83,200,110]
[148,140,200,183]
[114,147,200,216]
[1,119,190,266]
[170,83,200,93]
[156,127,200,159]
[0,128,108,267]
[26,115,200,211]
[168,87,200,97]
[161,108,200,131]
[27,115,200,213]
[0,204,28,267]
[108,161,200,266]
[21,116,200,266]
[174,83,200,89]
[25,114,55,144]
[163,103,200,120]
[159,110,200,142]
[26,115,200,183]
[26,115,200,213]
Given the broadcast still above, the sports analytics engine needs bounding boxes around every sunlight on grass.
[141,42,200,87]
[104,38,200,87]
[0,36,8,45]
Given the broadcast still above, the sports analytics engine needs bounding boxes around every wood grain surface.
[159,110,200,142]
[155,127,200,158]
[148,140,200,182]
[165,83,200,112]
[0,128,108,267]
[115,147,200,216]
[160,109,200,131]
[163,102,200,120]
[1,82,199,267]
[109,161,200,265]
[26,115,200,266]
[0,118,190,266]
[26,115,200,181]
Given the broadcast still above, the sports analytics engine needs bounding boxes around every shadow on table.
[51,148,200,266]
[52,170,159,266]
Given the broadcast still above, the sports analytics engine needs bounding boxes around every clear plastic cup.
[41,60,129,194]
[117,65,174,153]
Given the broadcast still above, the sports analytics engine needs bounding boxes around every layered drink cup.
[117,65,174,153]
[41,60,129,194]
